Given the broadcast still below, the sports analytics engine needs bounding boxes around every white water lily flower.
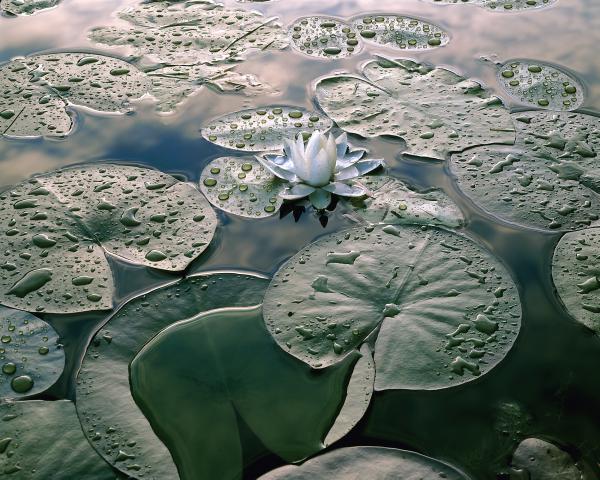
[256,131,383,209]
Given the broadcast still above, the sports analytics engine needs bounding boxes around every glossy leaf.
[289,16,362,59]
[511,438,583,479]
[423,0,558,12]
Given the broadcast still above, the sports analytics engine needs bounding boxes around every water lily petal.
[305,131,325,162]
[336,132,348,159]
[325,133,338,173]
[341,148,367,166]
[322,182,367,197]
[264,153,295,170]
[335,159,382,181]
[305,148,334,187]
[280,183,316,200]
[309,189,332,209]
[290,135,311,180]
[255,155,298,182]
[335,165,359,181]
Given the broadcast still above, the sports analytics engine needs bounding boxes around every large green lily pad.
[450,111,600,231]
[258,446,472,479]
[263,225,521,391]
[315,58,515,160]
[0,0,58,16]
[497,59,584,111]
[424,0,558,12]
[0,400,118,479]
[552,227,600,335]
[199,157,285,218]
[0,307,64,399]
[201,106,333,152]
[510,438,584,479]
[288,16,362,59]
[0,164,216,313]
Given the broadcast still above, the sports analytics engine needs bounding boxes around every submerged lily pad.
[315,58,515,160]
[199,157,285,218]
[78,273,367,479]
[553,228,600,335]
[259,446,472,479]
[0,0,59,16]
[0,400,119,479]
[201,106,333,152]
[497,60,584,111]
[347,175,464,228]
[0,307,64,399]
[0,164,216,313]
[424,0,558,12]
[510,438,583,479]
[289,16,362,59]
[263,225,521,391]
[450,111,600,231]
[351,14,449,50]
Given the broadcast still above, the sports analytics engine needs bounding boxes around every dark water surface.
[1,0,600,479]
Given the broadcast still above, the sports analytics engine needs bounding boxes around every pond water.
[1,0,600,479]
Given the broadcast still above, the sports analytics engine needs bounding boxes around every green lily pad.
[552,228,600,335]
[199,157,285,218]
[0,400,118,479]
[0,307,64,399]
[450,111,600,231]
[78,273,367,479]
[351,14,449,51]
[510,438,583,479]
[289,16,362,59]
[424,0,558,12]
[497,60,584,111]
[315,58,515,160]
[258,446,472,479]
[0,164,216,314]
[347,175,464,228]
[0,0,59,16]
[201,106,333,152]
[263,225,521,391]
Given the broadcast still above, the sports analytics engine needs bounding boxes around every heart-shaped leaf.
[315,57,515,160]
[0,164,216,313]
[263,225,521,391]
[0,307,64,399]
[0,0,59,16]
[289,16,362,59]
[510,438,584,479]
[423,0,558,12]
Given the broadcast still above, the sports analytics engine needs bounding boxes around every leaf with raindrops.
[0,0,59,16]
[497,60,584,111]
[258,446,472,479]
[0,164,216,314]
[510,438,584,479]
[553,228,600,336]
[200,157,285,218]
[0,307,64,399]
[423,0,558,12]
[288,16,363,59]
[262,224,521,391]
[201,106,333,152]
[450,111,600,231]
[315,58,515,161]
[346,175,464,228]
[77,273,368,479]
[0,400,120,479]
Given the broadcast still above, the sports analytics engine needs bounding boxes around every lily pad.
[262,224,521,391]
[315,57,515,160]
[0,0,58,16]
[510,438,583,479]
[0,164,216,314]
[552,228,600,335]
[424,0,558,12]
[289,16,362,59]
[199,157,285,218]
[258,446,472,479]
[351,14,449,51]
[347,175,464,228]
[0,400,119,479]
[78,273,367,479]
[201,106,333,152]
[0,307,64,399]
[497,59,584,111]
[450,111,600,231]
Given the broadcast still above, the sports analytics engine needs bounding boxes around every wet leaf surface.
[510,437,583,479]
[424,0,558,12]
[289,16,363,59]
[0,0,59,16]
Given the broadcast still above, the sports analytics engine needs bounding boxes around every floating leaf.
[424,0,558,12]
[450,111,600,231]
[201,106,332,152]
[351,14,449,50]
[78,273,363,479]
[0,164,216,313]
[0,0,59,16]
[263,225,521,391]
[289,16,362,59]
[0,307,64,399]
[498,59,584,111]
[552,228,600,335]
[258,446,472,479]
[347,175,464,228]
[315,58,515,160]
[510,438,583,479]
[199,157,285,218]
